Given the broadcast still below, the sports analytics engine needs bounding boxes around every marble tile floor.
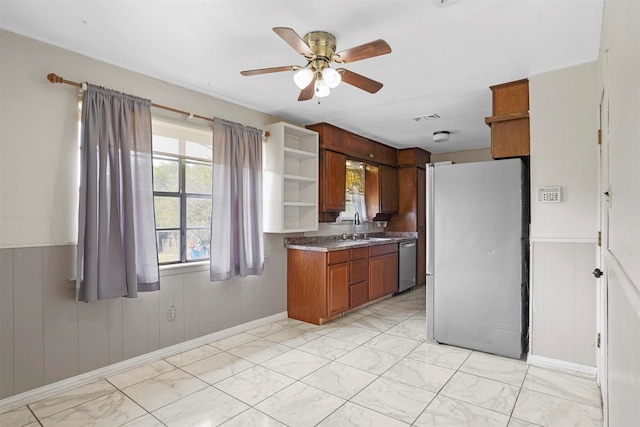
[1,286,603,427]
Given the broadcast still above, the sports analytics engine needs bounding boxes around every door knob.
[592,268,603,278]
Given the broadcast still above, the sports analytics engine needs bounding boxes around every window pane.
[187,229,211,261]
[157,230,180,263]
[152,134,179,155]
[186,197,212,227]
[186,161,212,194]
[186,140,212,161]
[153,158,179,192]
[154,196,180,228]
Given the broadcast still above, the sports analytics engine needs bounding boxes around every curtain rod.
[46,73,270,137]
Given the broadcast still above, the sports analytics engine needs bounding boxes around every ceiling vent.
[433,0,463,7]
[412,114,440,122]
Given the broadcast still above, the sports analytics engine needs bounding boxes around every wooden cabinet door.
[380,165,399,213]
[368,255,386,301]
[350,281,369,308]
[327,262,349,316]
[383,252,399,295]
[320,150,347,213]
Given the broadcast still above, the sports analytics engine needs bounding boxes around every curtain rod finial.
[47,73,63,84]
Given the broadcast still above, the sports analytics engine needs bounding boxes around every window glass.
[187,229,211,261]
[154,196,180,229]
[186,140,212,161]
[185,161,212,194]
[156,230,180,263]
[152,118,213,264]
[153,157,179,192]
[152,135,180,156]
[186,197,212,228]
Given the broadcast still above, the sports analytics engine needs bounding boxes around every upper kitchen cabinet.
[387,147,431,286]
[484,79,530,159]
[263,122,319,232]
[363,163,398,222]
[319,149,346,222]
[308,122,398,222]
[307,122,397,166]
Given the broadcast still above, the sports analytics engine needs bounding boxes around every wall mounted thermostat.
[537,186,561,203]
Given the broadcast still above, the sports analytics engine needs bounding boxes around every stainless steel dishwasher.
[397,240,417,294]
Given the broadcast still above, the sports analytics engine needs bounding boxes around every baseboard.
[0,311,288,413]
[527,354,597,378]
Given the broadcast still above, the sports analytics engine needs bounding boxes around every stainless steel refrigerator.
[426,159,529,359]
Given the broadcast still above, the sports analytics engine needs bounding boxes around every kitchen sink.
[364,237,393,241]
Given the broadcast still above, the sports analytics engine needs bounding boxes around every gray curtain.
[76,84,159,302]
[210,118,264,281]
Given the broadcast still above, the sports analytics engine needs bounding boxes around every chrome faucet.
[353,212,360,239]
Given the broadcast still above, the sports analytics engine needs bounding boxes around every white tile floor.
[1,286,603,426]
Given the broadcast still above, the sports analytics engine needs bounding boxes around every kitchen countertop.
[284,232,417,252]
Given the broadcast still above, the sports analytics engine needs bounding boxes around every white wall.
[528,62,599,369]
[530,63,599,241]
[430,148,492,164]
[0,30,290,399]
[598,0,640,425]
[0,30,281,248]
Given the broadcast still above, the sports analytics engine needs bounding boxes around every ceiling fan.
[240,27,391,101]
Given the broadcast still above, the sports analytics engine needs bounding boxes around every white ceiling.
[0,0,604,153]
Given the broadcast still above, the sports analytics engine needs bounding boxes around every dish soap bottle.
[341,230,347,240]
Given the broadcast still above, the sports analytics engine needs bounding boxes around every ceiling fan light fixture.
[293,68,314,89]
[314,78,330,97]
[322,67,341,88]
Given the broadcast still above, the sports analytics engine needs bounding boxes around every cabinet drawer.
[350,281,369,309]
[351,247,368,260]
[369,243,398,257]
[350,258,369,284]
[328,249,350,265]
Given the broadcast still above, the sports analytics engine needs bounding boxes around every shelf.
[284,202,316,207]
[484,112,530,127]
[284,174,316,183]
[284,147,316,160]
[263,122,319,233]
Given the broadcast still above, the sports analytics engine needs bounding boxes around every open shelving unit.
[263,122,319,233]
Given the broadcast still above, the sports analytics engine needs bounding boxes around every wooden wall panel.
[182,272,200,341]
[0,243,288,399]
[0,249,15,398]
[43,245,78,385]
[158,275,176,349]
[78,299,109,374]
[108,298,124,364]
[122,296,150,360]
[198,271,219,334]
[172,274,186,345]
[531,242,596,366]
[13,248,44,394]
[146,290,160,353]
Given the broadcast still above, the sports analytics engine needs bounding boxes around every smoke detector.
[433,131,450,143]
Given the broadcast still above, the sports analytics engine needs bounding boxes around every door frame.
[596,51,610,425]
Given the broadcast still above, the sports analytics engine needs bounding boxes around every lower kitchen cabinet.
[327,260,349,317]
[287,243,399,325]
[369,243,399,300]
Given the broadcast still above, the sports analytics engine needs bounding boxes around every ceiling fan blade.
[338,69,383,94]
[298,77,316,101]
[240,66,297,76]
[333,39,391,63]
[273,27,315,59]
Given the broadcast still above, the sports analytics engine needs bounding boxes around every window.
[152,119,213,264]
